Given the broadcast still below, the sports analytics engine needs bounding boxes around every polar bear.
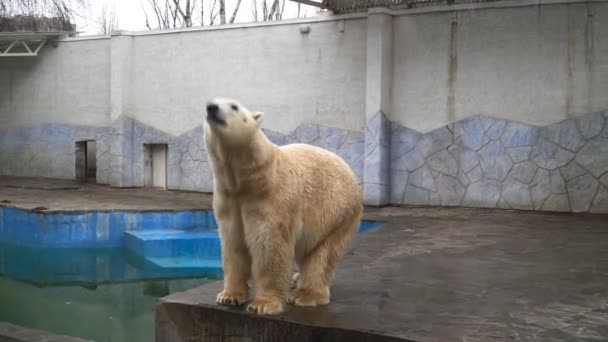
[204,98,363,315]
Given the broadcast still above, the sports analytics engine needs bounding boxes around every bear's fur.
[204,98,363,315]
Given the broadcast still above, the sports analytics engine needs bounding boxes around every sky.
[74,0,321,35]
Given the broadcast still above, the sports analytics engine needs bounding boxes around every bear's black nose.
[206,103,219,114]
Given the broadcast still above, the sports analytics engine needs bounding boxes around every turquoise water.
[0,219,382,341]
[0,243,218,342]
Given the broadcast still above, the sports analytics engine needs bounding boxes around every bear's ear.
[253,112,264,126]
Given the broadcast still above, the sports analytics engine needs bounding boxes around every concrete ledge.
[372,0,608,16]
[156,282,408,342]
[156,207,608,342]
[0,322,91,342]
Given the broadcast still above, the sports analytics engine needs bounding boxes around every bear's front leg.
[244,220,293,315]
[215,198,251,306]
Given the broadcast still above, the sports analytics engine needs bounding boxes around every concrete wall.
[1,0,607,213]
[0,38,111,129]
[130,19,367,135]
[392,2,608,133]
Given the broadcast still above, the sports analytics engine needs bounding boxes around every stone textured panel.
[390,125,419,159]
[560,162,587,181]
[467,165,483,183]
[3,111,607,214]
[427,150,458,176]
[364,145,389,185]
[462,180,501,208]
[485,119,507,141]
[530,169,551,210]
[508,161,537,184]
[390,169,409,203]
[366,111,391,147]
[567,174,599,213]
[417,127,452,158]
[543,119,585,152]
[576,112,605,139]
[403,185,430,205]
[590,185,608,214]
[478,141,513,181]
[434,174,465,206]
[575,137,608,177]
[363,183,386,205]
[530,139,574,170]
[502,181,533,210]
[500,122,539,147]
[409,165,435,192]
[497,197,511,209]
[542,194,570,212]
[317,127,349,150]
[392,149,425,172]
[456,170,470,187]
[363,111,390,204]
[449,146,479,173]
[549,169,566,194]
[453,116,486,151]
[289,123,319,144]
[600,173,608,187]
[506,146,532,163]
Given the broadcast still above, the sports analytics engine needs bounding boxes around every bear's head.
[204,98,264,146]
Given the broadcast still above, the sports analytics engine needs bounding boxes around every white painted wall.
[0,38,111,129]
[391,2,608,133]
[128,18,367,135]
[1,1,607,135]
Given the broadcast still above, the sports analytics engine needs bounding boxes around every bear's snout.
[206,103,219,113]
[206,102,226,126]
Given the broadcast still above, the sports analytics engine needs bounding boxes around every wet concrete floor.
[1,177,607,341]
[0,177,212,212]
[158,207,608,341]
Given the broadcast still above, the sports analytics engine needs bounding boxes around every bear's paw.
[246,296,284,315]
[216,290,248,306]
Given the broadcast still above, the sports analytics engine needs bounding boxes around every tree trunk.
[219,0,226,24]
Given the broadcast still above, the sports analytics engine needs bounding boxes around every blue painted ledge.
[0,206,382,249]
[0,207,216,248]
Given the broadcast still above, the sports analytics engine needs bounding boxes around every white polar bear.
[204,98,363,315]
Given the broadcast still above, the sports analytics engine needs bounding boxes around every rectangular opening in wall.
[86,141,97,181]
[143,144,168,189]
[75,141,86,182]
[75,140,97,183]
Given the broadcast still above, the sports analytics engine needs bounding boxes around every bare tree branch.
[97,1,117,34]
[251,0,258,22]
[267,0,278,21]
[0,0,88,31]
[229,0,240,24]
[209,0,218,26]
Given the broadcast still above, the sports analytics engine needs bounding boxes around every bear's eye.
[231,104,239,111]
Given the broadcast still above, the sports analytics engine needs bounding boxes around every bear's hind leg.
[289,215,360,307]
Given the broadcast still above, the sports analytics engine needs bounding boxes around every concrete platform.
[0,177,212,212]
[157,207,608,342]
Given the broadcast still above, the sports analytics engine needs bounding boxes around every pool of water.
[0,243,218,342]
[0,217,382,342]
[0,275,213,342]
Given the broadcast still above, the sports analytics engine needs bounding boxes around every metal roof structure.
[0,31,69,57]
[290,0,503,13]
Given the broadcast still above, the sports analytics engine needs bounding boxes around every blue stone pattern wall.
[0,117,365,192]
[390,112,608,213]
[1,112,607,213]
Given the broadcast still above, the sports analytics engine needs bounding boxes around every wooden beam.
[289,0,329,9]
